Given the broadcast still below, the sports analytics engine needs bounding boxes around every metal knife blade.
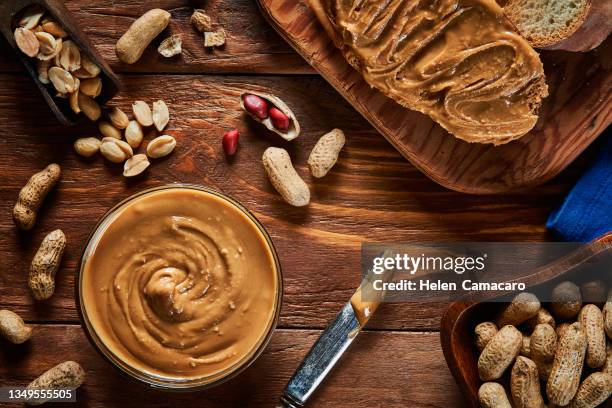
[279,301,362,408]
[279,250,395,407]
[279,278,383,407]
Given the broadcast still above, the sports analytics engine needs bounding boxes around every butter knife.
[279,279,382,407]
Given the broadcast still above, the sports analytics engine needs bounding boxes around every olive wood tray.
[256,0,611,193]
[0,0,120,126]
[440,232,612,407]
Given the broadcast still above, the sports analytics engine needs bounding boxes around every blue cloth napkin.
[547,133,612,242]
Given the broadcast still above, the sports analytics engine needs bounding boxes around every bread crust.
[543,0,612,52]
[504,0,611,52]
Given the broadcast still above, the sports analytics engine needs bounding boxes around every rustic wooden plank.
[0,73,574,329]
[0,0,313,74]
[256,0,612,193]
[0,325,466,407]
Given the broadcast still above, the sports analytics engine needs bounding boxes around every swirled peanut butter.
[309,0,548,144]
[80,187,280,382]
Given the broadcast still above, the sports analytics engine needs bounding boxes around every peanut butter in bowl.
[77,185,282,389]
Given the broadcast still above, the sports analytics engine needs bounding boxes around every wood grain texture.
[0,325,466,407]
[0,0,313,74]
[0,73,572,330]
[257,0,612,193]
[0,1,599,404]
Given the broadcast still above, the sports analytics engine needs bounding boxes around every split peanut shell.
[240,91,300,141]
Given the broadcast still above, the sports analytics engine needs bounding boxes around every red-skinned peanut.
[269,107,290,131]
[223,129,239,156]
[242,94,268,119]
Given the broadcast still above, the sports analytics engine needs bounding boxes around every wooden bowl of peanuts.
[441,233,612,407]
[0,0,120,125]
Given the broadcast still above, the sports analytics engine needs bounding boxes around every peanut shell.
[551,281,582,320]
[475,322,498,353]
[510,356,545,408]
[240,91,300,141]
[530,323,557,381]
[262,147,310,207]
[158,35,182,58]
[546,322,588,406]
[525,308,556,331]
[496,292,541,327]
[478,325,523,381]
[604,289,612,340]
[191,10,213,32]
[29,229,66,301]
[478,382,512,408]
[568,372,612,408]
[579,304,607,368]
[204,30,226,47]
[0,310,33,344]
[26,361,85,405]
[308,129,345,178]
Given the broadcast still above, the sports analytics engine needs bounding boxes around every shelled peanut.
[474,281,612,408]
[13,6,103,121]
[73,101,175,177]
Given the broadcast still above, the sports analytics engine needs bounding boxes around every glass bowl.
[75,184,283,391]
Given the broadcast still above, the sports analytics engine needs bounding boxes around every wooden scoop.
[440,233,612,407]
[0,0,120,125]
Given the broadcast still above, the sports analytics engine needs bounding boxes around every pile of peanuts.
[477,280,612,408]
[73,101,176,177]
[13,5,105,121]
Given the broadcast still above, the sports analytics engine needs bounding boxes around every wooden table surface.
[0,1,600,407]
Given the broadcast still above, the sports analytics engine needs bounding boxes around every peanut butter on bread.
[309,0,549,145]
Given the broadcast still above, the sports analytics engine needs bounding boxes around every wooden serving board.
[256,0,612,194]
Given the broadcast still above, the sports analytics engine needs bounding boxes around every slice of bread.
[504,0,612,51]
[308,0,548,145]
